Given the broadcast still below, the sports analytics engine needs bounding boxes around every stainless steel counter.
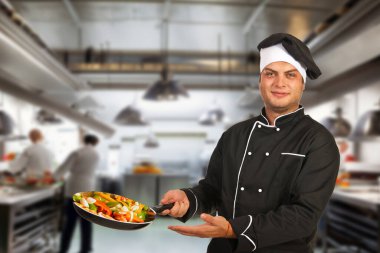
[323,185,380,253]
[332,185,380,211]
[0,184,63,253]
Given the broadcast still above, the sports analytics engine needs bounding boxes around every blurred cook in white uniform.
[9,128,53,182]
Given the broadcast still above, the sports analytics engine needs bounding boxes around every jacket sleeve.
[9,150,29,174]
[54,152,77,180]
[179,133,224,222]
[230,129,340,252]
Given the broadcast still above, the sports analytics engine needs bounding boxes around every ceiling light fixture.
[144,131,159,148]
[143,66,188,101]
[114,104,148,126]
[36,109,62,125]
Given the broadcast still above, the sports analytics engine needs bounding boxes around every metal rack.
[0,185,63,253]
[322,196,380,253]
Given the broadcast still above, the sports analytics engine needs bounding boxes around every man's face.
[259,61,305,114]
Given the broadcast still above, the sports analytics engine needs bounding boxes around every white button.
[258,188,262,193]
[248,152,252,155]
[265,152,269,156]
[258,125,262,128]
[276,128,280,131]
[240,187,245,191]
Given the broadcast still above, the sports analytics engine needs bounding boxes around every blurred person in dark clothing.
[55,134,100,253]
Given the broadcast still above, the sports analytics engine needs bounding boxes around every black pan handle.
[151,203,175,213]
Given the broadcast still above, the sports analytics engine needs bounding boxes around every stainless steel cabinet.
[0,186,63,253]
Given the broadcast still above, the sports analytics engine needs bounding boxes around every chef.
[54,134,100,253]
[9,128,53,182]
[160,33,340,253]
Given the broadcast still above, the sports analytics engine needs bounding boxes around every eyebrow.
[263,67,298,73]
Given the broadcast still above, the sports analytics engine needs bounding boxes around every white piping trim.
[260,107,304,126]
[233,121,258,218]
[187,189,198,219]
[241,215,257,251]
[281,152,306,157]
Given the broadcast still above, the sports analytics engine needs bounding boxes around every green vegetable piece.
[94,194,106,202]
[89,203,97,211]
[73,194,82,202]
[106,202,120,208]
[139,210,146,221]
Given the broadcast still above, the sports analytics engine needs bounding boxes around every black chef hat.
[257,33,321,80]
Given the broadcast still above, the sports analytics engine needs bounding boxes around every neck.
[264,106,300,125]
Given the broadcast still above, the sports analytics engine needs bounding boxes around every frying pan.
[73,191,174,230]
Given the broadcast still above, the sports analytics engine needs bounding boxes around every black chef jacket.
[181,107,340,253]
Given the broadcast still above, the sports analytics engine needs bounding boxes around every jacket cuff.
[176,188,198,223]
[229,215,257,252]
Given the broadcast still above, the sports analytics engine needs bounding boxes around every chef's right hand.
[160,189,189,218]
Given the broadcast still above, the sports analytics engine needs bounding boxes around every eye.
[264,71,274,77]
[286,72,296,78]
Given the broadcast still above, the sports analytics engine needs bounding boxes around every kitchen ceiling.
[11,0,346,49]
[9,0,349,90]
[5,0,380,129]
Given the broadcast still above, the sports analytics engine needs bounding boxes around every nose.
[273,74,287,87]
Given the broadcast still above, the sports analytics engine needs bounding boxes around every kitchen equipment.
[0,110,13,135]
[321,107,351,137]
[352,101,380,137]
[73,191,174,230]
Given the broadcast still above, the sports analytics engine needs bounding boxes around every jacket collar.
[257,106,304,127]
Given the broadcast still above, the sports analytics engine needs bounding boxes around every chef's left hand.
[168,213,236,238]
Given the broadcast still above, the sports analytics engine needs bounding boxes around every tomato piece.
[94,200,112,216]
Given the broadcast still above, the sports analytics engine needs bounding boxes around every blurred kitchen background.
[1,0,380,252]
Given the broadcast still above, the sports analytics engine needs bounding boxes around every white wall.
[1,92,80,168]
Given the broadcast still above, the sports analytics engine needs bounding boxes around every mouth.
[271,91,289,98]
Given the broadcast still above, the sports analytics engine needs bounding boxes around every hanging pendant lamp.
[144,132,159,148]
[199,101,227,126]
[114,104,148,126]
[143,67,188,101]
[36,109,62,124]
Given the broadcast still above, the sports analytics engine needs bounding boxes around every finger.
[160,210,170,216]
[169,202,182,217]
[200,213,217,225]
[177,201,188,216]
[169,225,209,238]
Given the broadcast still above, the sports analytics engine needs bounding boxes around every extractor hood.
[0,5,114,137]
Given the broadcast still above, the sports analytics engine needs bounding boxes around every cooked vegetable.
[73,192,150,223]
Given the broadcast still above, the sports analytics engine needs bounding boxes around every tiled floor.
[67,217,210,253]
[66,217,324,253]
